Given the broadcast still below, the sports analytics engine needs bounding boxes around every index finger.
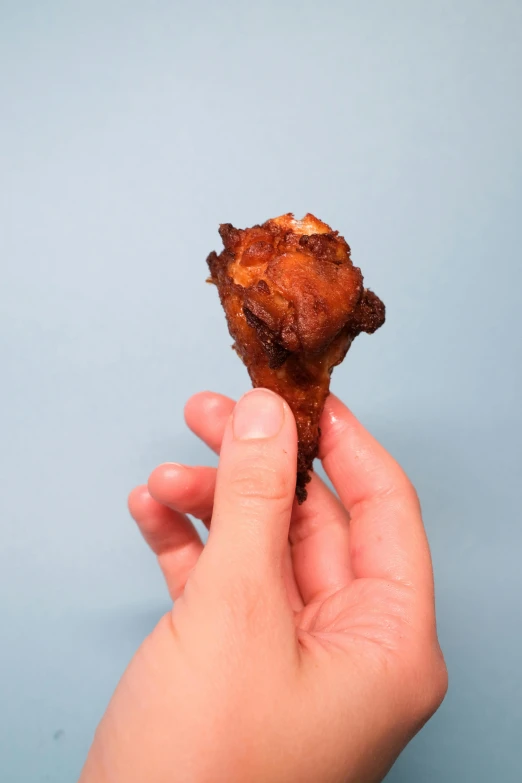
[319,395,433,593]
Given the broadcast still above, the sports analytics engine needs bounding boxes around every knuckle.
[406,643,449,720]
[426,648,449,709]
[390,475,421,511]
[228,460,291,504]
[404,480,422,513]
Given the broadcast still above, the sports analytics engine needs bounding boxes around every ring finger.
[128,485,203,601]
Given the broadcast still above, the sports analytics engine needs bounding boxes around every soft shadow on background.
[1,1,521,781]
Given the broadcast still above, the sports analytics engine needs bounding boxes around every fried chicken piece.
[207,213,385,502]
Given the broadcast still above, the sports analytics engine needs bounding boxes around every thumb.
[204,388,297,584]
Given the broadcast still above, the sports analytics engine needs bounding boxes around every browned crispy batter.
[207,213,385,502]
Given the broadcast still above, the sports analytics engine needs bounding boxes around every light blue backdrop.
[1,1,521,781]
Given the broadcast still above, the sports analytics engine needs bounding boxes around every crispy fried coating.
[207,213,385,502]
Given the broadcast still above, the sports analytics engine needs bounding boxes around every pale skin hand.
[80,389,447,783]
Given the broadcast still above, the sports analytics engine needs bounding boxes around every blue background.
[1,1,521,780]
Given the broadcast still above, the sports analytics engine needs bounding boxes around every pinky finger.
[128,485,204,601]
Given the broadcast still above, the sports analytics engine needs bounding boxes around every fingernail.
[233,389,285,440]
[162,462,185,473]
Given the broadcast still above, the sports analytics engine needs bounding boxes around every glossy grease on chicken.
[207,213,385,502]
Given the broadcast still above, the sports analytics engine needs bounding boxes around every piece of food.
[207,213,385,502]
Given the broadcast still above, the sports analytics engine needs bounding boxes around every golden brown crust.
[207,213,385,502]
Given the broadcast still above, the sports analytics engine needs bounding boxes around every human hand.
[80,389,447,783]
